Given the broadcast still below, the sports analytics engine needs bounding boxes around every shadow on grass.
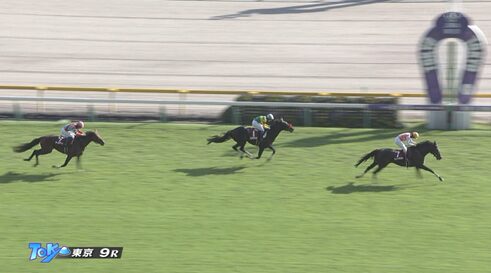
[211,0,391,20]
[326,182,401,194]
[124,123,157,129]
[283,125,429,148]
[0,172,61,184]
[220,147,259,158]
[174,166,246,177]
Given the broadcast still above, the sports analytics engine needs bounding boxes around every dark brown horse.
[14,131,105,168]
[207,118,294,159]
[355,141,444,181]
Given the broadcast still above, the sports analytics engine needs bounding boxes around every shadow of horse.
[284,125,429,148]
[326,182,401,194]
[0,172,61,184]
[326,181,436,194]
[174,166,246,177]
[211,0,391,20]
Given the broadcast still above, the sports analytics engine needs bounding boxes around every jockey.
[59,121,85,148]
[252,113,274,140]
[394,131,419,165]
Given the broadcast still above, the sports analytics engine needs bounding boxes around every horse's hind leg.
[26,148,52,167]
[232,143,240,152]
[372,163,389,178]
[356,161,377,178]
[239,143,253,159]
[24,150,37,162]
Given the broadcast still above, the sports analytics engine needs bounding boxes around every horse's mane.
[416,140,433,147]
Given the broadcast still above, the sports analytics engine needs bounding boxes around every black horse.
[14,131,105,168]
[207,118,294,159]
[355,141,444,181]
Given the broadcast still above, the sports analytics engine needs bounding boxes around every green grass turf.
[1,120,490,273]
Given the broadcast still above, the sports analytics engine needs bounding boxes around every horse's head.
[271,118,294,133]
[431,141,442,160]
[86,130,105,146]
[419,140,441,160]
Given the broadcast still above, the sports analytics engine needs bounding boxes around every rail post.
[362,109,371,128]
[87,105,96,121]
[178,90,188,117]
[108,88,118,113]
[36,86,46,113]
[231,106,240,124]
[303,108,312,126]
[159,105,167,122]
[13,103,22,119]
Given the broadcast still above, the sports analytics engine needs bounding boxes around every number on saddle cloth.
[394,150,405,161]
[56,136,65,145]
[246,127,261,145]
[247,127,258,140]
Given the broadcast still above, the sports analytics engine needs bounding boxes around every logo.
[419,12,486,104]
[28,243,123,263]
[28,243,71,263]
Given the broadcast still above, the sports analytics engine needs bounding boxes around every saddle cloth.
[56,136,65,145]
[393,150,406,161]
[246,127,260,144]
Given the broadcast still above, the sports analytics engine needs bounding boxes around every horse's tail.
[13,137,42,153]
[207,131,232,144]
[355,149,378,167]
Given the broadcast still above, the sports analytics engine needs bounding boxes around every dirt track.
[0,0,490,120]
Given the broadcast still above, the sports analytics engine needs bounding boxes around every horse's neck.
[78,136,92,148]
[416,144,431,156]
[267,126,281,141]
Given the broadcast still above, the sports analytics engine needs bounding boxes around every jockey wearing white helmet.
[395,131,419,166]
[252,113,274,140]
[59,120,86,147]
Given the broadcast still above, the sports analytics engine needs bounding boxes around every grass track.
[1,121,491,273]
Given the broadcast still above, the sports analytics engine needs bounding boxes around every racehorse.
[14,131,105,168]
[354,141,444,181]
[207,118,294,159]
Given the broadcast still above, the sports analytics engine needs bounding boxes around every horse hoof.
[52,165,59,169]
[439,177,444,182]
[355,175,362,179]
[24,159,30,162]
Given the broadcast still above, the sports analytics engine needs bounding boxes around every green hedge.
[221,95,400,128]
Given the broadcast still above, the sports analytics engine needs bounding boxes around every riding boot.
[64,137,73,153]
[405,150,411,168]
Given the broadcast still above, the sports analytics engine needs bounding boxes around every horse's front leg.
[76,155,83,170]
[53,155,73,168]
[256,146,265,159]
[266,145,276,161]
[418,164,444,182]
